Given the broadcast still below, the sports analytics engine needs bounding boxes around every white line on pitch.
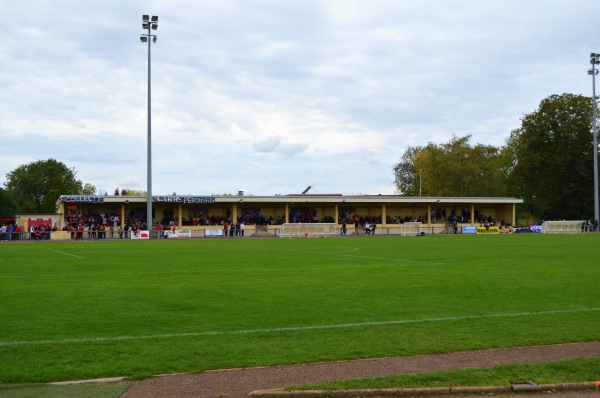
[47,248,83,259]
[2,307,598,347]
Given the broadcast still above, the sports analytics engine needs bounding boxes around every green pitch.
[0,234,598,382]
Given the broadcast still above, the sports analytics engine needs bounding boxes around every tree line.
[393,93,596,221]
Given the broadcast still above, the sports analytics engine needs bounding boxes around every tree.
[82,183,97,195]
[507,94,594,220]
[4,159,97,213]
[392,146,423,195]
[0,188,18,216]
[393,135,509,197]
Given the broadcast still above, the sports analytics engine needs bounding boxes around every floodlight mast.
[140,15,158,233]
[589,53,600,227]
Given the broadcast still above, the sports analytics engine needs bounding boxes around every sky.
[1,1,599,196]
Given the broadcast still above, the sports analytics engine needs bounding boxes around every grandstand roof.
[57,194,523,205]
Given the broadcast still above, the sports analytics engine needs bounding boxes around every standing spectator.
[118,226,124,239]
[0,224,6,241]
[240,222,245,237]
[223,222,228,238]
[15,224,24,240]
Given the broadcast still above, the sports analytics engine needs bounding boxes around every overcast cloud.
[1,1,598,196]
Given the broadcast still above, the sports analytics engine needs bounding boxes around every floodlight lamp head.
[151,23,158,30]
[151,16,158,22]
[153,36,157,43]
[142,22,149,29]
[143,15,149,21]
[140,36,148,43]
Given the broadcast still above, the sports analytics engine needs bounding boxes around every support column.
[511,203,516,226]
[178,204,183,229]
[285,204,290,223]
[427,204,431,225]
[471,204,475,225]
[232,204,238,224]
[57,202,65,228]
[381,204,387,226]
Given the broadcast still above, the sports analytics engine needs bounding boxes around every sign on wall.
[63,196,104,203]
[153,196,215,204]
[131,230,150,239]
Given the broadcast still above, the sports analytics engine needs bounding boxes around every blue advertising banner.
[461,226,477,234]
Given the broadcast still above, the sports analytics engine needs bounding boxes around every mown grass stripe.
[2,307,598,347]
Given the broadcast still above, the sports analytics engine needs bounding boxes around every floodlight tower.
[588,53,600,227]
[140,15,158,233]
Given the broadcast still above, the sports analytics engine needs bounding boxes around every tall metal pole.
[141,15,157,233]
[590,53,599,226]
[146,20,152,232]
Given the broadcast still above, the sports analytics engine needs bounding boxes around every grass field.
[0,234,599,383]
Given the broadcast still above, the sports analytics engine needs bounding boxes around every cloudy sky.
[1,1,598,196]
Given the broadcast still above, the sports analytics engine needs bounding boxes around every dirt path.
[120,341,600,398]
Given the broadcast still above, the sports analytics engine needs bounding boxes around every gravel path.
[120,341,600,398]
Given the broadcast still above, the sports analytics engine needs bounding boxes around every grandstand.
[52,194,523,239]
